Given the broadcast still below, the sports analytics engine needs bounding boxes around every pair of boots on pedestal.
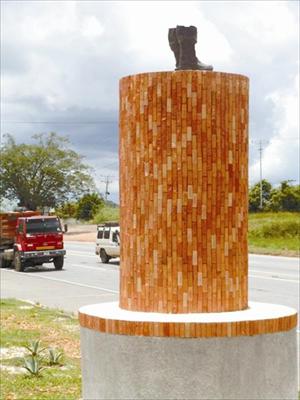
[168,25,213,71]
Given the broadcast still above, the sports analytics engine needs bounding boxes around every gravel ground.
[63,224,96,242]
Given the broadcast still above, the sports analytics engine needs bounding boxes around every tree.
[279,181,300,211]
[76,193,104,220]
[55,202,78,219]
[0,133,95,210]
[249,180,272,212]
[268,181,300,211]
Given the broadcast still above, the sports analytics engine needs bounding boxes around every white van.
[95,223,120,263]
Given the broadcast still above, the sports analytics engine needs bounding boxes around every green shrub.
[253,220,300,238]
[55,202,78,219]
[92,205,119,224]
[249,180,300,212]
[249,180,272,211]
[76,193,104,220]
[248,212,300,254]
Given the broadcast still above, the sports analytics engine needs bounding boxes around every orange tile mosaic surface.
[79,312,297,338]
[119,71,249,314]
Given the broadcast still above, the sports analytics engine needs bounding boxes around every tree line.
[249,180,300,212]
[1,132,299,218]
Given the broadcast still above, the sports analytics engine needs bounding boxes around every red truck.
[0,211,66,272]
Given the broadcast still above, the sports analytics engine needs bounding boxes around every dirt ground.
[63,224,96,242]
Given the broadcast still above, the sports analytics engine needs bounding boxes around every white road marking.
[249,274,299,283]
[4,270,119,294]
[66,251,96,258]
[68,263,119,272]
[249,254,298,261]
[64,241,94,245]
[250,269,299,279]
[70,263,109,271]
[66,251,120,263]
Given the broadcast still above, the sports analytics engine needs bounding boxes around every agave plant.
[48,348,64,366]
[24,339,46,357]
[23,356,44,376]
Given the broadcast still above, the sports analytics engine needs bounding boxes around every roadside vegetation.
[0,299,81,400]
[56,194,119,225]
[249,179,299,212]
[248,180,299,256]
[92,204,119,224]
[248,212,299,256]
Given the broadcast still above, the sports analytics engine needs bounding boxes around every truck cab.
[95,223,120,263]
[14,216,65,271]
[0,212,66,272]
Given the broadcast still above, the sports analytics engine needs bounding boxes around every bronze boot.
[168,28,180,70]
[176,25,213,71]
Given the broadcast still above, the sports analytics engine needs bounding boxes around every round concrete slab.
[79,301,297,337]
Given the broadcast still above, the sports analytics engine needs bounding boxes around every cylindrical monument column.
[119,71,249,313]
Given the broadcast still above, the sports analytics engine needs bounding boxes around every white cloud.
[81,16,104,39]
[10,2,78,43]
[231,1,297,45]
[250,74,299,184]
[117,1,232,68]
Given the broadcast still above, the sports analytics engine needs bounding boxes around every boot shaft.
[176,25,198,69]
[168,25,213,71]
[168,28,180,68]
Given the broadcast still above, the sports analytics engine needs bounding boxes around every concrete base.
[80,326,298,400]
[80,328,298,399]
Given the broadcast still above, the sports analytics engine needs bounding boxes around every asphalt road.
[1,242,299,329]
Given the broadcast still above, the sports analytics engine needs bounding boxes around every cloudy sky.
[1,0,299,203]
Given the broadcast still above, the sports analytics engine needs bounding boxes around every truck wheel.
[0,255,5,268]
[1,256,12,268]
[1,258,12,268]
[100,249,110,263]
[54,256,64,270]
[14,251,24,272]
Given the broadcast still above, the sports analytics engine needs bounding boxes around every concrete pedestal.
[79,302,298,400]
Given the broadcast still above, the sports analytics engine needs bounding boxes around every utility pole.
[101,176,113,201]
[250,139,269,210]
[258,140,263,210]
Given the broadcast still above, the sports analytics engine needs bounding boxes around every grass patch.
[93,204,119,224]
[0,299,81,400]
[249,212,300,256]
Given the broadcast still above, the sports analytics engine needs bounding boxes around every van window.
[104,230,110,239]
[112,231,120,243]
[97,229,103,239]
